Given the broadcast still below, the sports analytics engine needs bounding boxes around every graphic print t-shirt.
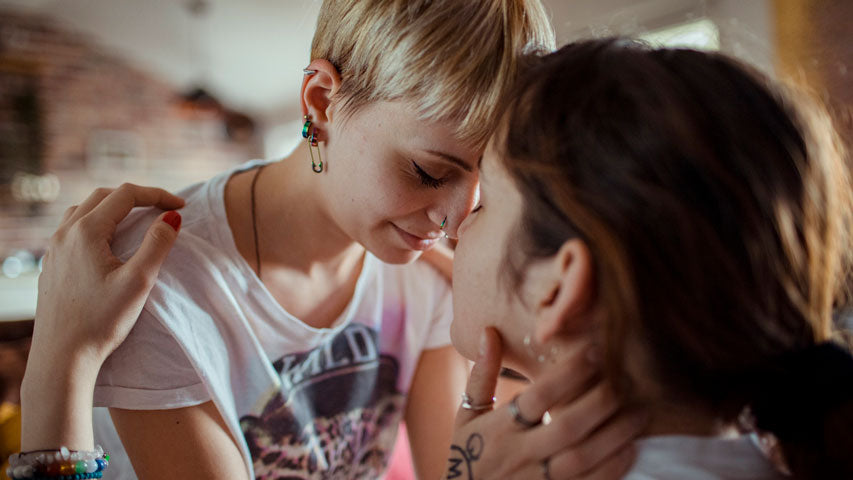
[92,160,454,479]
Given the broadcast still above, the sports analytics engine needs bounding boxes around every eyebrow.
[424,150,479,173]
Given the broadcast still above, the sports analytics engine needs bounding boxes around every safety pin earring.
[303,69,317,75]
[302,115,323,173]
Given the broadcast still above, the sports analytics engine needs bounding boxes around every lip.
[392,224,440,251]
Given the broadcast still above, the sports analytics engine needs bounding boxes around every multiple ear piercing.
[302,68,323,173]
[302,115,323,173]
[523,333,560,363]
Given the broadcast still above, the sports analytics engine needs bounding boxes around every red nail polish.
[163,211,182,232]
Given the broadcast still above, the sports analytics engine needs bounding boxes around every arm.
[20,184,182,453]
[405,345,470,480]
[109,402,247,480]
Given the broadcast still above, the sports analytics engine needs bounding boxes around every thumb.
[123,210,181,284]
[456,327,503,426]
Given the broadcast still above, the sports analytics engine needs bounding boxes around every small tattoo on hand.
[447,433,484,479]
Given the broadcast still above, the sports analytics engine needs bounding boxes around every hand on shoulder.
[30,184,184,372]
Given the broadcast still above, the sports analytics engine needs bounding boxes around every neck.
[251,141,365,275]
[520,342,724,439]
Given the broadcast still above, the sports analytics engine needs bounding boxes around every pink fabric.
[385,423,415,480]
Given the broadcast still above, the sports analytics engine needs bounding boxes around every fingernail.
[586,344,600,364]
[479,331,488,357]
[163,211,182,232]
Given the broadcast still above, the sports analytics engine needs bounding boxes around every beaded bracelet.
[7,446,109,480]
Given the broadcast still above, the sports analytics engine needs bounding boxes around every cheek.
[450,229,500,360]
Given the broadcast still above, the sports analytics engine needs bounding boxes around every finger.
[530,382,620,453]
[547,408,646,478]
[122,210,182,287]
[61,205,79,224]
[68,187,114,224]
[574,445,636,480]
[513,342,598,427]
[88,183,184,227]
[456,327,503,425]
[517,443,635,480]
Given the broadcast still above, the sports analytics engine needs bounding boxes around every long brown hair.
[498,39,853,478]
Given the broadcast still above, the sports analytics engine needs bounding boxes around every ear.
[533,238,596,344]
[300,59,343,135]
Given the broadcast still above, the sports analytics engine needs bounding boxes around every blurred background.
[0,0,850,476]
[0,0,851,323]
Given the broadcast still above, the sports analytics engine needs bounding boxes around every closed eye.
[412,161,446,189]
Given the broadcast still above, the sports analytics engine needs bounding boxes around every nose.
[428,180,479,239]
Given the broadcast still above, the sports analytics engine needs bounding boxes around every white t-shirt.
[92,160,454,479]
[625,434,787,479]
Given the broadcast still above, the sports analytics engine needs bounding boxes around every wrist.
[22,342,102,401]
[20,352,99,452]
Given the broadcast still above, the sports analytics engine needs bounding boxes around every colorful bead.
[95,459,106,472]
[45,462,62,475]
[84,459,98,473]
[60,462,77,475]
[75,461,87,473]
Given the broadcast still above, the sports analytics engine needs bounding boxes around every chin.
[449,317,479,361]
[368,245,424,265]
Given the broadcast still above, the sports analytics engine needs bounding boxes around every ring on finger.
[461,393,496,411]
[509,394,541,429]
[541,456,552,480]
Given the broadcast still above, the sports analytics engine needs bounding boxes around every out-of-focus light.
[2,257,23,279]
[639,18,720,51]
[11,172,61,203]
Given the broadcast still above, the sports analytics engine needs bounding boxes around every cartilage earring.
[302,115,323,173]
[440,216,447,230]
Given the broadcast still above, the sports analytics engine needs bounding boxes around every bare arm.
[21,184,184,453]
[110,402,248,480]
[405,345,470,480]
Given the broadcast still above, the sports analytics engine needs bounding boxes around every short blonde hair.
[311,0,555,147]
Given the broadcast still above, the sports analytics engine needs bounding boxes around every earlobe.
[534,239,595,344]
[300,59,343,126]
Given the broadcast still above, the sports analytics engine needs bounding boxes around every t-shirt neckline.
[206,159,378,336]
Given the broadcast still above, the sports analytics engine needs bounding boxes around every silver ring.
[509,394,541,428]
[461,393,496,411]
[541,456,552,480]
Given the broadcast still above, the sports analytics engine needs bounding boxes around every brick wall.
[0,8,263,255]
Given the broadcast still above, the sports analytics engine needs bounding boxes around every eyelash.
[411,161,446,189]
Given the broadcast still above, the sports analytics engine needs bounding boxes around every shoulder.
[112,177,215,260]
